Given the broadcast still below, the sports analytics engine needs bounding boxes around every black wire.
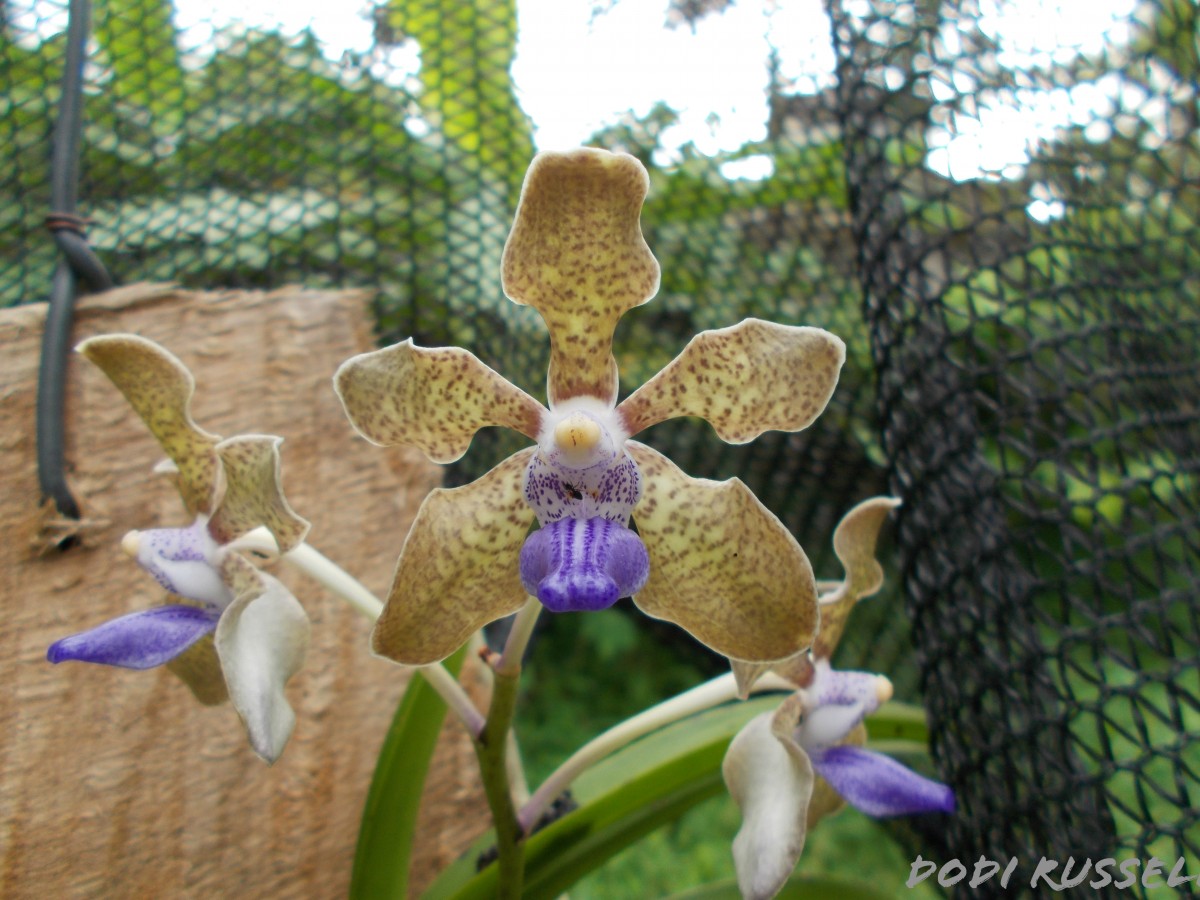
[36,0,114,524]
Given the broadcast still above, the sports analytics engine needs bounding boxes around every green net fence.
[4,0,1197,894]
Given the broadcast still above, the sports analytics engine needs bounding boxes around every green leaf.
[351,645,469,900]
[423,695,780,900]
[865,700,929,744]
[423,698,931,899]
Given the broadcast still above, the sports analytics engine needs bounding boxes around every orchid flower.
[722,498,955,900]
[47,335,311,762]
[334,147,847,674]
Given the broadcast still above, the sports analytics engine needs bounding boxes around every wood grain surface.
[0,284,488,898]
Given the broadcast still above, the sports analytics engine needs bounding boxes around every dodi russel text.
[908,855,1196,891]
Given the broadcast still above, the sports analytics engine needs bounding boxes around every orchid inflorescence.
[47,148,952,899]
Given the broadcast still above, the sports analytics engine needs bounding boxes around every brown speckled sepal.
[334,340,547,464]
[165,632,228,706]
[501,148,660,407]
[618,320,846,442]
[208,435,310,552]
[812,497,901,662]
[78,334,222,515]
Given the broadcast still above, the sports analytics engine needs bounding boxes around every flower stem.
[282,541,384,621]
[517,670,793,833]
[468,597,541,897]
[280,541,484,736]
[497,597,541,676]
[475,656,526,899]
[229,527,384,621]
[421,663,486,738]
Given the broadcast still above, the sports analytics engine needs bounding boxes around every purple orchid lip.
[47,604,220,670]
[811,744,956,817]
[519,516,650,612]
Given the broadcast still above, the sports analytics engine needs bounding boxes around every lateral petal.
[618,320,846,442]
[334,341,546,464]
[215,570,310,763]
[501,148,660,407]
[810,745,955,818]
[627,442,818,662]
[166,633,229,705]
[722,698,814,900]
[47,604,218,670]
[371,449,537,665]
[78,334,221,514]
[812,497,901,661]
[208,435,311,551]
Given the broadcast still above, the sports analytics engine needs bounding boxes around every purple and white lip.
[124,518,233,609]
[519,516,650,613]
[519,399,649,611]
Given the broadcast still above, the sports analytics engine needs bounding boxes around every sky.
[13,0,1139,192]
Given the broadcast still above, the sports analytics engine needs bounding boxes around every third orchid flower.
[722,498,955,900]
[335,147,846,673]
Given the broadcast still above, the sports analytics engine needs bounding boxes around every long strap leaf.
[424,699,931,899]
[351,645,469,899]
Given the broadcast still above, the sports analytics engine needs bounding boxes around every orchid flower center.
[525,404,639,524]
[796,662,894,751]
[538,403,625,479]
[123,518,233,609]
[520,401,649,611]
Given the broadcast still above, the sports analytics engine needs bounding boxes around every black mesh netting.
[4,0,1197,894]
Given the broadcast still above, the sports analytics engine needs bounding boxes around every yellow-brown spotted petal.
[501,148,660,407]
[618,320,846,441]
[371,449,536,665]
[812,497,901,661]
[208,435,311,551]
[773,652,817,689]
[627,442,818,662]
[219,550,266,599]
[731,659,776,699]
[334,341,546,464]
[78,334,221,514]
[165,632,228,706]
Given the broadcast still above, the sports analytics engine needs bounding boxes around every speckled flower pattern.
[336,147,848,668]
